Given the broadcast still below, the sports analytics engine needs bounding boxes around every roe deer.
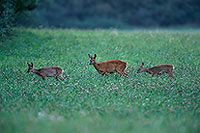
[88,54,128,76]
[137,62,175,79]
[27,62,64,81]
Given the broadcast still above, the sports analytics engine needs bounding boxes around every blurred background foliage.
[19,0,200,28]
[1,0,200,39]
[0,0,38,39]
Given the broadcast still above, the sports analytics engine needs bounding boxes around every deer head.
[137,62,148,73]
[27,62,34,73]
[88,54,96,65]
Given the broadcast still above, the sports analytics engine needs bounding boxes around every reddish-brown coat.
[88,54,128,76]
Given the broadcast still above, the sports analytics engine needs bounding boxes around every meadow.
[0,29,199,133]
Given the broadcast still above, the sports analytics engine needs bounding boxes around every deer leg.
[54,76,59,81]
[97,71,104,76]
[55,71,60,81]
[152,72,159,77]
[123,72,128,76]
[169,72,176,79]
[172,70,176,79]
[156,71,163,77]
[156,73,160,77]
[153,70,163,77]
[42,76,46,80]
[116,67,123,76]
[122,67,128,76]
[156,71,163,76]
[54,70,63,81]
[102,72,105,76]
[152,73,156,77]
[59,76,65,81]
[166,69,176,79]
[97,70,102,75]
[58,73,65,81]
[104,72,108,76]
[116,70,123,76]
[121,64,128,76]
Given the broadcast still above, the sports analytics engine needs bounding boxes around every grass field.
[0,29,200,133]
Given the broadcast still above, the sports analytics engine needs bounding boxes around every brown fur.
[27,62,64,81]
[137,62,175,79]
[88,54,128,76]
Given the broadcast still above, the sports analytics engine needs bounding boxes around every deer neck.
[93,62,101,71]
[32,69,41,75]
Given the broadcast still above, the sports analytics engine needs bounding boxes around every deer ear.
[88,54,92,58]
[94,54,96,58]
[27,63,30,66]
[31,62,33,66]
[142,62,144,66]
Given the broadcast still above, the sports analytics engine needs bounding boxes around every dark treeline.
[1,0,200,39]
[19,0,200,28]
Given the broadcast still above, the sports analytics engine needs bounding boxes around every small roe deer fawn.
[88,54,128,76]
[27,62,65,81]
[137,62,176,79]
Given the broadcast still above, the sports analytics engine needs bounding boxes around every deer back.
[148,64,174,73]
[38,67,63,77]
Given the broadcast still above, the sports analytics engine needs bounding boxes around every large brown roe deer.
[88,54,128,76]
[137,62,176,79]
[27,62,64,81]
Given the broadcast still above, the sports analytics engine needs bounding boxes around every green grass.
[0,28,200,133]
